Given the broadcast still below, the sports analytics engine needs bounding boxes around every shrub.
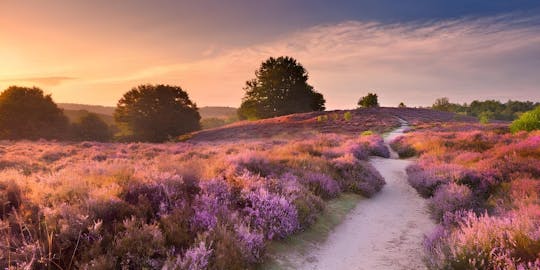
[406,165,449,198]
[242,188,298,240]
[426,209,540,270]
[358,134,390,158]
[112,218,166,269]
[390,136,417,158]
[510,105,540,132]
[428,183,475,221]
[331,155,385,197]
[300,172,340,199]
[343,111,352,121]
[0,179,22,217]
[235,224,265,264]
[163,241,213,270]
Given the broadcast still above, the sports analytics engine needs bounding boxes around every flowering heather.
[0,131,388,268]
[402,123,540,269]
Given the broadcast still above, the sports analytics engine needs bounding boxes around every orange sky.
[1,2,540,108]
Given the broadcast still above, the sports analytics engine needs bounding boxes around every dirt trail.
[286,120,434,270]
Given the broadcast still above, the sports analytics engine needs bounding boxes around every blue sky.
[1,1,539,108]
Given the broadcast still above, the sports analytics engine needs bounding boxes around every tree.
[0,86,69,140]
[71,113,113,142]
[357,93,379,108]
[115,84,201,142]
[398,102,406,108]
[238,56,325,120]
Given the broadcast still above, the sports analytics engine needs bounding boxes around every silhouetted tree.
[0,86,69,140]
[398,102,406,108]
[358,93,379,108]
[238,56,325,120]
[72,113,113,142]
[115,84,201,142]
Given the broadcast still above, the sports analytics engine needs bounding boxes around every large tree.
[0,86,69,140]
[115,84,201,142]
[238,56,325,120]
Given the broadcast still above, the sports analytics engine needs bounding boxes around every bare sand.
[282,120,435,270]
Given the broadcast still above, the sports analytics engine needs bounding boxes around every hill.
[58,103,237,120]
[198,106,237,119]
[58,103,115,116]
[189,107,476,142]
[62,109,115,125]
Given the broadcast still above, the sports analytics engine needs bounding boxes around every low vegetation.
[392,122,540,269]
[0,131,389,268]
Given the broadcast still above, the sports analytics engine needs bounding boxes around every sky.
[1,0,540,109]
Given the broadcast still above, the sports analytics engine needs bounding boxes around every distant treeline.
[432,97,540,121]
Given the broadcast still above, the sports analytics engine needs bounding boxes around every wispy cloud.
[23,14,540,108]
[116,14,540,108]
[1,76,76,86]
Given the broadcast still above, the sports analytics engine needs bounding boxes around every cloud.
[79,14,540,108]
[1,76,76,86]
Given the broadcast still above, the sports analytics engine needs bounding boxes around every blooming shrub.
[403,123,540,269]
[242,188,299,240]
[428,183,475,221]
[0,131,387,268]
[390,136,417,158]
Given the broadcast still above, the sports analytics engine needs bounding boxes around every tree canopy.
[358,93,379,108]
[114,84,201,142]
[238,56,325,120]
[0,86,69,140]
[432,98,540,121]
[72,113,113,142]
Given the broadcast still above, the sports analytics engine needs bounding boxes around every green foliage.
[0,86,69,140]
[510,105,540,132]
[357,93,379,108]
[343,111,352,121]
[237,56,326,120]
[114,84,201,142]
[432,97,539,121]
[478,111,493,124]
[360,130,374,136]
[72,113,113,141]
[317,115,328,122]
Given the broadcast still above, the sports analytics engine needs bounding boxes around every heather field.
[392,123,540,269]
[0,109,404,269]
[1,107,539,269]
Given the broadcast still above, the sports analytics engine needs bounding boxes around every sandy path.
[292,120,435,270]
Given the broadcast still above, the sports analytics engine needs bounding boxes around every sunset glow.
[1,1,539,108]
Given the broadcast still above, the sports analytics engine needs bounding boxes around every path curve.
[293,119,434,270]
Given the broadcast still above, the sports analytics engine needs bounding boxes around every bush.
[331,155,385,197]
[428,183,475,221]
[406,165,449,198]
[242,188,298,240]
[112,218,166,269]
[300,172,341,199]
[426,209,540,270]
[390,136,417,158]
[511,106,540,132]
